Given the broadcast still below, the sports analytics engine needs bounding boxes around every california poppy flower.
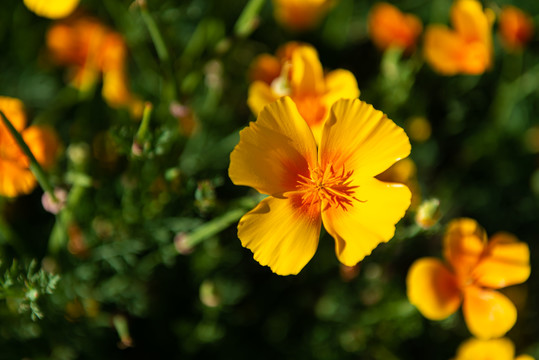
[46,17,142,115]
[229,97,411,275]
[23,0,79,19]
[453,337,535,360]
[248,43,359,144]
[367,2,422,54]
[407,218,530,339]
[423,0,494,75]
[0,97,60,197]
[273,0,336,31]
[498,6,534,53]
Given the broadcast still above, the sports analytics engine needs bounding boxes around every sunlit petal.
[423,25,466,75]
[22,126,61,170]
[238,195,321,275]
[463,286,517,339]
[473,232,530,289]
[290,45,325,95]
[320,98,411,179]
[230,97,318,195]
[322,177,411,266]
[247,81,279,117]
[0,161,36,198]
[406,258,461,320]
[443,218,486,279]
[454,338,515,360]
[23,0,79,19]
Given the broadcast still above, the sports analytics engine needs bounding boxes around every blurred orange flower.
[46,17,142,116]
[453,337,535,360]
[248,42,359,144]
[368,2,422,53]
[498,6,534,52]
[407,218,530,339]
[230,97,411,275]
[23,0,79,19]
[0,97,60,197]
[424,0,494,75]
[273,0,336,31]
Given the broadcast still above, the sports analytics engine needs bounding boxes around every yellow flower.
[273,0,336,31]
[376,158,421,210]
[0,97,60,197]
[46,17,142,115]
[23,0,79,19]
[498,6,534,53]
[453,338,535,360]
[248,43,359,144]
[229,97,411,275]
[368,2,422,53]
[407,218,530,339]
[424,0,494,75]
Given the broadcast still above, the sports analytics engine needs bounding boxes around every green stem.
[0,110,57,202]
[234,0,265,38]
[140,5,169,63]
[135,102,153,145]
[184,208,245,248]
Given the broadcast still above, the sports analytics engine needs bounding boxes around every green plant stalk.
[184,208,245,248]
[135,102,153,145]
[0,110,57,203]
[140,6,169,63]
[234,0,265,38]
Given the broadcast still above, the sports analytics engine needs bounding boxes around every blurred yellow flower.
[407,218,530,339]
[498,6,534,53]
[0,97,60,197]
[230,97,411,275]
[368,2,422,54]
[46,17,142,116]
[273,0,336,31]
[23,0,79,19]
[424,0,494,75]
[248,43,359,144]
[453,337,535,360]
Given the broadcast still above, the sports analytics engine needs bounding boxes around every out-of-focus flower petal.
[229,97,318,196]
[406,257,461,320]
[499,6,534,52]
[22,126,60,170]
[273,0,335,31]
[0,96,27,132]
[0,161,37,197]
[248,54,282,84]
[463,285,517,339]
[473,232,530,289]
[453,338,515,360]
[443,218,486,278]
[237,195,321,275]
[23,0,79,19]
[247,81,279,117]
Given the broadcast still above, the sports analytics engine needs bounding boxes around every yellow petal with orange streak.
[463,286,517,339]
[406,258,462,320]
[454,338,515,360]
[322,177,411,266]
[23,0,79,19]
[247,81,279,117]
[473,232,530,289]
[229,96,318,196]
[443,217,486,279]
[319,98,411,179]
[238,195,321,275]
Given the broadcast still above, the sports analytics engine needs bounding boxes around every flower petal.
[473,232,530,289]
[23,126,61,170]
[451,0,491,44]
[454,338,515,360]
[406,258,461,320]
[238,195,321,275]
[229,96,318,195]
[0,160,36,197]
[443,218,486,279]
[463,286,517,339]
[319,98,411,179]
[290,45,325,95]
[247,81,279,117]
[322,69,360,107]
[322,177,411,266]
[423,25,466,75]
[0,96,27,132]
[23,0,79,19]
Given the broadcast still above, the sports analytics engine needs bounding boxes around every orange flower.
[453,337,535,360]
[0,97,60,197]
[23,0,79,19]
[368,2,422,53]
[230,97,411,275]
[407,218,530,339]
[248,43,359,144]
[46,17,142,115]
[424,0,494,75]
[273,0,336,31]
[498,6,534,52]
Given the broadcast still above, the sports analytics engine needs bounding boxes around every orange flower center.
[296,165,360,211]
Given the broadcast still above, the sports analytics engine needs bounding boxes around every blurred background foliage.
[0,0,538,359]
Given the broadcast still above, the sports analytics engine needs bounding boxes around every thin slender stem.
[0,110,57,202]
[135,102,153,145]
[234,0,265,38]
[140,5,169,63]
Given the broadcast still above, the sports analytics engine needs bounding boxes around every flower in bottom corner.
[0,96,60,197]
[229,96,411,275]
[407,218,530,339]
[452,337,535,360]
